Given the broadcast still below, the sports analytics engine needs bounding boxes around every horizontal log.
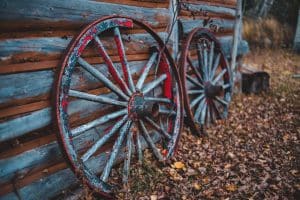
[0,60,154,142]
[0,119,114,184]
[0,54,150,75]
[179,18,235,36]
[179,0,237,9]
[0,0,170,32]
[178,29,249,58]
[0,32,169,69]
[0,59,146,107]
[0,132,161,199]
[0,27,166,40]
[98,0,169,8]
[0,101,50,119]
[179,2,236,19]
[219,36,249,58]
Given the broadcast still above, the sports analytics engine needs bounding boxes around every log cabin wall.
[0,1,249,199]
[0,0,172,199]
[177,0,249,58]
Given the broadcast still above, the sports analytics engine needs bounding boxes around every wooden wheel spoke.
[210,53,221,80]
[69,90,127,107]
[196,43,204,73]
[139,120,164,161]
[211,100,222,119]
[81,115,128,162]
[136,52,158,90]
[203,46,208,81]
[77,57,129,101]
[94,36,132,96]
[186,75,203,88]
[194,98,206,121]
[138,120,164,161]
[122,127,133,184]
[144,117,171,139]
[159,108,176,116]
[101,120,132,182]
[206,104,211,124]
[142,74,167,94]
[222,83,231,90]
[200,103,208,125]
[212,68,227,85]
[136,130,143,163]
[71,109,127,137]
[190,94,205,109]
[214,96,228,107]
[188,89,204,95]
[144,97,172,104]
[208,42,215,79]
[187,55,203,83]
[113,27,136,92]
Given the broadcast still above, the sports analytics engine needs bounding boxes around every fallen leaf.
[225,184,237,192]
[193,183,202,190]
[173,161,185,169]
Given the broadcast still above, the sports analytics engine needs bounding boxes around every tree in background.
[244,0,300,26]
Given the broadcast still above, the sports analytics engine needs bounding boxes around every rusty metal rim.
[54,15,184,198]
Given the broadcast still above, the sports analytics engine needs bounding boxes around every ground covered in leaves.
[81,49,299,200]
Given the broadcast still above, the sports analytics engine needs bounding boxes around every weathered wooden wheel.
[55,16,183,198]
[180,28,233,135]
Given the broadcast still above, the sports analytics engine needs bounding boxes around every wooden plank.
[218,36,249,58]
[0,133,161,199]
[180,2,236,19]
[178,30,249,58]
[0,60,150,142]
[97,0,169,8]
[0,32,169,74]
[0,0,170,32]
[0,27,166,40]
[0,54,149,75]
[0,59,147,107]
[179,18,235,36]
[0,119,116,184]
[180,0,237,8]
[0,101,50,119]
[0,142,62,183]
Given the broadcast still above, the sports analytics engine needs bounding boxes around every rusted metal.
[55,15,183,198]
[180,28,233,136]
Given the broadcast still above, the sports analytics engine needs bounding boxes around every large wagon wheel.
[55,16,183,198]
[180,28,233,135]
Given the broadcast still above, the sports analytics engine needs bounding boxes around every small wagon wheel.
[55,16,183,198]
[180,28,233,135]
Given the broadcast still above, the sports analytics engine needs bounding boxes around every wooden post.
[294,9,300,52]
[168,0,179,60]
[230,0,242,72]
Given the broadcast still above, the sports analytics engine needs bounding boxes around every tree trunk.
[255,0,274,18]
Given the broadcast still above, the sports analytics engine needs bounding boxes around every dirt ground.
[76,49,299,200]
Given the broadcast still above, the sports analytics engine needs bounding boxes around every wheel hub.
[128,93,159,120]
[204,82,223,98]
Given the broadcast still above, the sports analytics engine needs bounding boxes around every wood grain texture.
[0,0,170,31]
[179,18,235,35]
[0,133,160,199]
[0,32,169,74]
[0,60,150,142]
[180,0,237,8]
[179,2,236,19]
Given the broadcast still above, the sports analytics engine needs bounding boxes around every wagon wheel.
[180,28,233,135]
[55,16,183,198]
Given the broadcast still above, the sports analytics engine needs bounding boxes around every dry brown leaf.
[173,162,185,169]
[225,184,237,192]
